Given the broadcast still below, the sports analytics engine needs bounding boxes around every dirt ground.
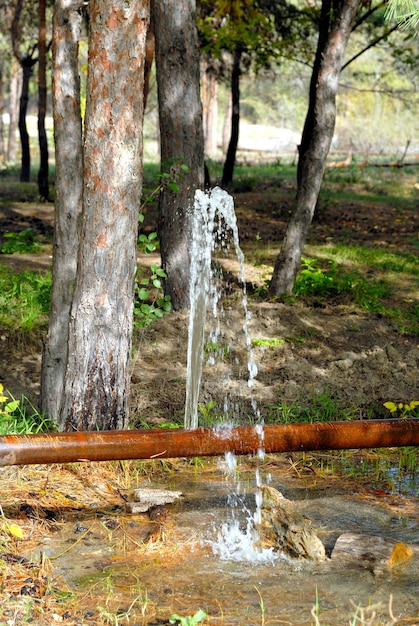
[0,178,418,626]
[0,179,418,422]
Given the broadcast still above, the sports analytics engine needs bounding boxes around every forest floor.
[0,165,418,423]
[0,165,418,625]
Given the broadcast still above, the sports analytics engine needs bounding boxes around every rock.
[254,485,327,562]
[125,488,182,514]
[389,542,413,568]
[331,533,415,572]
[331,532,394,563]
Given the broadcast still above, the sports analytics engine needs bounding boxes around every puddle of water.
[26,459,419,625]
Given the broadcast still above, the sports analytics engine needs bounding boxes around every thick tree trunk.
[268,0,361,298]
[59,0,149,431]
[153,0,205,310]
[37,0,50,201]
[221,47,242,187]
[40,0,83,423]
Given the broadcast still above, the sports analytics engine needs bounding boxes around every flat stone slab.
[125,488,183,514]
[331,532,415,571]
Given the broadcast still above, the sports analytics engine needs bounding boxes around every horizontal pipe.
[0,419,417,466]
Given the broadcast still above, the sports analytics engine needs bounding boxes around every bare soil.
[0,179,418,421]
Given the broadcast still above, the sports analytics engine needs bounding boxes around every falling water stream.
[184,187,257,430]
[183,186,271,563]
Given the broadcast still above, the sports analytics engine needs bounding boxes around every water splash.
[209,453,277,564]
[184,187,257,429]
[184,186,268,561]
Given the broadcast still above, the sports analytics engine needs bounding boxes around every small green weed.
[252,337,286,348]
[203,340,229,361]
[0,228,42,254]
[198,400,222,426]
[383,400,419,418]
[0,383,56,434]
[169,609,207,626]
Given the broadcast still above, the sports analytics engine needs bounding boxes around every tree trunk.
[221,47,242,187]
[7,61,21,163]
[18,56,37,182]
[40,0,83,423]
[11,0,39,183]
[268,0,361,297]
[153,0,205,310]
[0,65,4,159]
[143,13,155,111]
[37,0,50,201]
[202,59,218,157]
[59,0,150,432]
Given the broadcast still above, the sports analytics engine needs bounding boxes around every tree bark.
[202,59,218,157]
[7,61,21,163]
[11,0,38,182]
[153,0,205,310]
[40,0,84,423]
[221,47,242,187]
[0,65,4,159]
[59,0,150,431]
[18,55,37,182]
[37,0,50,201]
[268,0,361,298]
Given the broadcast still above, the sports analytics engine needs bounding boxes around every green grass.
[0,264,51,338]
[0,385,56,434]
[263,389,365,425]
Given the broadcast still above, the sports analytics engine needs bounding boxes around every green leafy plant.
[140,158,190,212]
[293,257,390,311]
[134,159,190,327]
[0,383,56,434]
[137,228,158,254]
[198,400,220,426]
[383,400,419,418]
[169,609,207,626]
[134,264,171,328]
[0,228,42,254]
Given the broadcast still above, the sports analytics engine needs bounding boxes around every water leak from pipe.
[184,186,270,560]
[184,187,257,430]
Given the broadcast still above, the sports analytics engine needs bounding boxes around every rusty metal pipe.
[0,419,417,466]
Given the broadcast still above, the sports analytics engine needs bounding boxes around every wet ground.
[1,453,417,625]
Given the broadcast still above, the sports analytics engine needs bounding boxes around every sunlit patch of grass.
[296,246,419,334]
[313,244,419,276]
[0,264,51,340]
[263,389,364,425]
[0,383,56,434]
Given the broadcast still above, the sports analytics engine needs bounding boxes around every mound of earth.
[129,296,418,426]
